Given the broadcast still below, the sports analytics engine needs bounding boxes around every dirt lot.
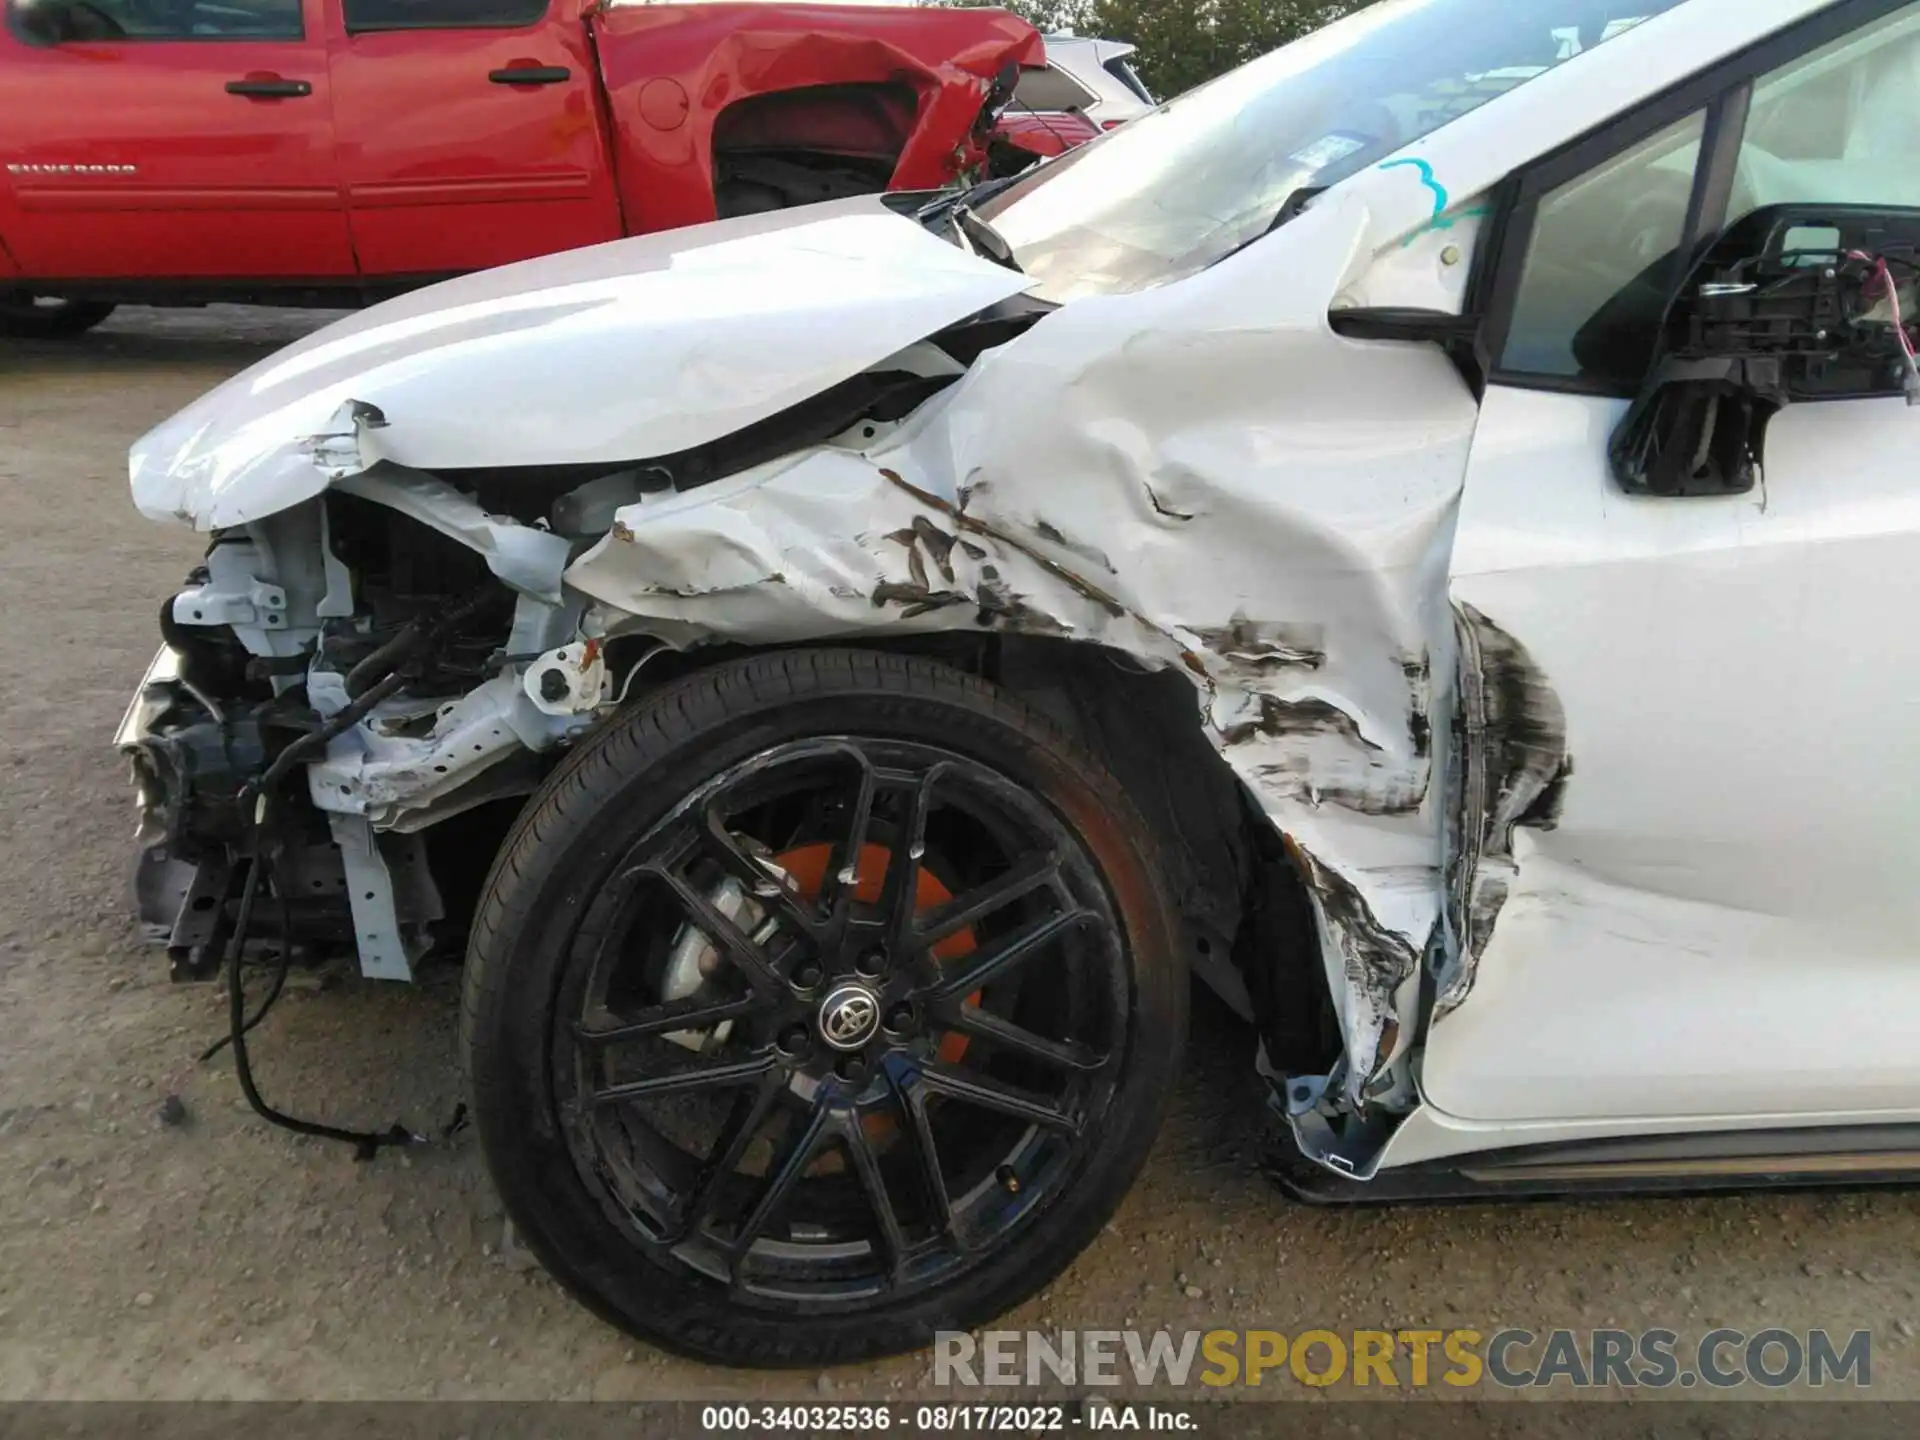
[3,306,1920,1406]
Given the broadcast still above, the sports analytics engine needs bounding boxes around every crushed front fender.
[567,193,1481,1121]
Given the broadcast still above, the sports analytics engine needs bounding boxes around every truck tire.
[462,648,1187,1367]
[0,296,117,338]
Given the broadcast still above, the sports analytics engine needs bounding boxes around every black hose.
[241,669,407,809]
[209,594,499,1158]
[223,795,418,1161]
[199,891,293,1064]
[344,587,500,699]
[344,622,426,700]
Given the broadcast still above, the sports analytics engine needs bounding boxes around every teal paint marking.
[1381,159,1492,248]
[1405,201,1494,247]
[1380,157,1450,218]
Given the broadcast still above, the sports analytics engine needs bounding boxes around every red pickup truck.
[0,0,1041,335]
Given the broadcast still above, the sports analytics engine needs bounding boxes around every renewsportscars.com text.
[933,1327,1873,1390]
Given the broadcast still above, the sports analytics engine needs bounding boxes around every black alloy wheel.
[463,650,1186,1366]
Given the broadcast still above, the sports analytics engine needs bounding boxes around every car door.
[0,0,350,280]
[1424,0,1920,1127]
[326,0,621,278]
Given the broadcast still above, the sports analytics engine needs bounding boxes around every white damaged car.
[119,0,1920,1366]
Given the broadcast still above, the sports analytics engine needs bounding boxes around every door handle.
[225,78,312,98]
[488,65,570,86]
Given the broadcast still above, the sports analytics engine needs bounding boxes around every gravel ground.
[2,306,1919,1406]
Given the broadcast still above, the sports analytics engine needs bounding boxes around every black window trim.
[1477,0,1919,401]
[1102,55,1155,106]
[342,0,547,35]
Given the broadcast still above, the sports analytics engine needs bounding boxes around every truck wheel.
[0,296,117,338]
[462,649,1186,1366]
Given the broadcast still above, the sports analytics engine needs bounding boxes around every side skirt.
[1269,1123,1920,1206]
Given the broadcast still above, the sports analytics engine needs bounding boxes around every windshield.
[976,0,1690,301]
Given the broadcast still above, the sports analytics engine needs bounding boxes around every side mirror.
[1609,359,1778,498]
[1611,203,1920,497]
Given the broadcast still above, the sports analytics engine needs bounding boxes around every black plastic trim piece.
[1328,307,1478,345]
[342,0,547,36]
[225,78,312,98]
[1680,80,1754,260]
[488,65,569,85]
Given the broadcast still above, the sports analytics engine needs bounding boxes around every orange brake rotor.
[772,841,978,1147]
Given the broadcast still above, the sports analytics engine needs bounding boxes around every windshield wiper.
[1262,185,1328,239]
[951,203,1024,273]
[916,172,1023,227]
[915,178,1026,272]
[1204,186,1330,275]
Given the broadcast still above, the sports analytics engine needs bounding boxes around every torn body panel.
[117,0,1905,1213]
[335,463,576,607]
[116,0,1797,1134]
[117,187,1523,1176]
[1424,375,1920,1131]
[127,197,1029,532]
[567,195,1479,1120]
[1438,604,1573,1019]
[591,3,1046,233]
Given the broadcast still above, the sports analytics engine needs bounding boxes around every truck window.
[7,0,300,40]
[342,0,543,31]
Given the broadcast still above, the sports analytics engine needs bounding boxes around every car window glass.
[1500,111,1705,382]
[1014,64,1097,113]
[1103,56,1154,105]
[9,0,300,40]
[342,0,542,32]
[1733,2,1920,218]
[981,0,1689,303]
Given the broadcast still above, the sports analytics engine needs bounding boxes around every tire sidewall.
[465,653,1186,1367]
[0,298,115,338]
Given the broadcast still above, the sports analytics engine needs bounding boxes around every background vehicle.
[114,0,1920,1369]
[0,0,1041,335]
[1014,33,1154,128]
[987,106,1102,172]
[990,33,1140,177]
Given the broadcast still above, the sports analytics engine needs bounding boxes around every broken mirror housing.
[1611,203,1920,496]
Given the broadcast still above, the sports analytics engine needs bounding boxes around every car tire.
[0,296,116,338]
[462,648,1187,1367]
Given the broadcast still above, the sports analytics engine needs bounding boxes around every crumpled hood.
[130,196,1031,531]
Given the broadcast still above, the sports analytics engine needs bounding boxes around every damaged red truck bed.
[0,0,1042,334]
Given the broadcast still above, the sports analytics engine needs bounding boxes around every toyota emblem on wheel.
[817,983,881,1050]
